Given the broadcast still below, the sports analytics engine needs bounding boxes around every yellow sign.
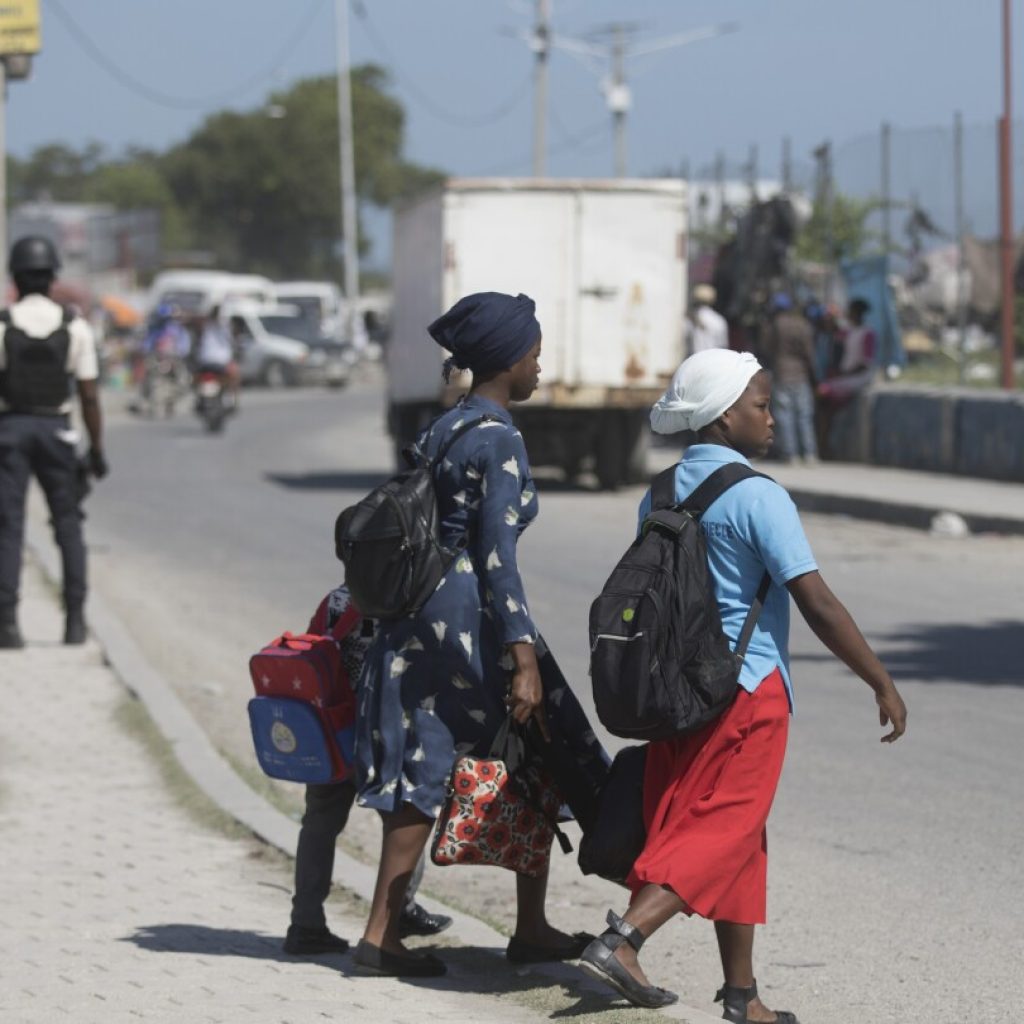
[0,0,40,56]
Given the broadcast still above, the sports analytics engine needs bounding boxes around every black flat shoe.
[715,980,800,1023]
[578,911,678,1009]
[399,902,453,938]
[506,931,595,963]
[0,621,24,649]
[283,925,349,955]
[354,939,447,977]
[64,611,86,645]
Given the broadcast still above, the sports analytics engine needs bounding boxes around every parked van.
[271,280,345,340]
[149,270,274,316]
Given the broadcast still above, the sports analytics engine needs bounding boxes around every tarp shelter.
[962,235,1024,318]
[840,255,904,370]
[100,295,142,329]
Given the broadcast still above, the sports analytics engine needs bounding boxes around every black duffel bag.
[578,744,648,885]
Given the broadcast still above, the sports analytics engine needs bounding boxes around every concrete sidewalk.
[0,553,721,1024]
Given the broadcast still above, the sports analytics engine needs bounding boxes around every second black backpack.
[589,462,771,741]
[334,414,496,620]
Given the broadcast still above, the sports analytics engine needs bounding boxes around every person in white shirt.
[0,236,108,648]
[686,284,729,355]
[195,305,240,407]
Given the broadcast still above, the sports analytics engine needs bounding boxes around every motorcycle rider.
[195,305,240,409]
[134,302,191,415]
[0,236,108,648]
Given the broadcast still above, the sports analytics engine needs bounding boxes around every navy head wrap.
[428,291,541,383]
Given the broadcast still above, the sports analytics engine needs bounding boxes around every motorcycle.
[193,368,231,433]
[140,340,187,419]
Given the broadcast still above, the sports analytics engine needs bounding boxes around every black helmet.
[8,236,61,274]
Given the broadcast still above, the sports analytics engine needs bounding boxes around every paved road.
[41,370,1024,1024]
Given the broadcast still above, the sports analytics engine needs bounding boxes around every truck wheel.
[596,413,626,491]
[622,412,650,485]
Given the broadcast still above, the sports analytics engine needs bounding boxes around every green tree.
[162,65,444,277]
[795,192,874,264]
[7,141,107,203]
[84,156,189,252]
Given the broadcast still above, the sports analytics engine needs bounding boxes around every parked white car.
[225,302,349,388]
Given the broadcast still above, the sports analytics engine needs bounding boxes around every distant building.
[8,201,161,292]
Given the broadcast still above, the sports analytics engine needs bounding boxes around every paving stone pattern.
[0,561,548,1024]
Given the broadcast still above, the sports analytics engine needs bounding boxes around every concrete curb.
[25,516,721,1024]
[785,486,1024,536]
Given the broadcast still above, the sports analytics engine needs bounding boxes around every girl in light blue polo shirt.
[580,349,908,1023]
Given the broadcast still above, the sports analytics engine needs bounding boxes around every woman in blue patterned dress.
[353,292,601,978]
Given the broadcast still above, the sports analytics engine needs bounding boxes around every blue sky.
[8,1,1023,259]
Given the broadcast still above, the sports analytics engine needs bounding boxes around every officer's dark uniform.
[0,237,105,648]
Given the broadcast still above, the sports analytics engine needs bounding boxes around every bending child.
[283,583,451,956]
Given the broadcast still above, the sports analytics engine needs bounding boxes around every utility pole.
[0,3,42,261]
[0,60,6,260]
[881,121,891,255]
[551,20,737,179]
[999,0,1016,388]
[814,141,835,303]
[781,136,792,195]
[335,0,360,347]
[610,24,628,177]
[715,150,726,233]
[954,110,968,384]
[532,0,550,176]
[746,143,758,202]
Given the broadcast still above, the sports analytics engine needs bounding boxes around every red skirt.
[627,669,790,925]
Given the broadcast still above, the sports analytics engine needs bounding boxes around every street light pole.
[532,0,550,177]
[550,21,736,181]
[999,0,1015,388]
[955,110,968,384]
[0,60,7,259]
[335,0,360,346]
[881,121,891,255]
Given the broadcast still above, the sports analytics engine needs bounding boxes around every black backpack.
[588,462,771,741]
[0,308,74,414]
[334,414,496,620]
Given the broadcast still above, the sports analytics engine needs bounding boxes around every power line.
[352,0,530,127]
[45,0,326,111]
[469,115,607,176]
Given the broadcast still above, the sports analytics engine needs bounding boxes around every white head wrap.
[650,349,763,434]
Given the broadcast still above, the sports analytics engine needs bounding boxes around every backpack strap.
[734,570,772,664]
[678,462,775,668]
[650,465,678,511]
[0,307,73,330]
[679,462,770,516]
[430,412,500,467]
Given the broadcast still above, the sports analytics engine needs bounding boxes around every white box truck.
[387,178,687,489]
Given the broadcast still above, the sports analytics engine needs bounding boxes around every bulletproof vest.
[0,308,75,414]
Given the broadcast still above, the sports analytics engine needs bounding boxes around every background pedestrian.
[0,236,108,648]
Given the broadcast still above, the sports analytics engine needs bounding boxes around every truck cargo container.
[387,177,687,489]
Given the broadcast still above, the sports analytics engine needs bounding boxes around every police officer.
[0,236,108,649]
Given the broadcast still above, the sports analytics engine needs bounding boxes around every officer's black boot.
[64,606,87,645]
[0,607,24,650]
